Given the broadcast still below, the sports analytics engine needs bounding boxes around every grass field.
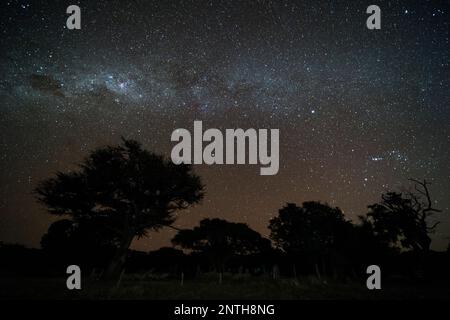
[1,273,449,300]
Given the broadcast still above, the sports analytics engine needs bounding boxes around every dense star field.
[0,0,449,251]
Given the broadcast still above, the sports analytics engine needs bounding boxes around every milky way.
[1,0,449,250]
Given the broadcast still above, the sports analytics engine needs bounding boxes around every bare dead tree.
[408,178,441,232]
[403,179,442,252]
[367,178,442,252]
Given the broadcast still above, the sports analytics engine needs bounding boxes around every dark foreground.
[1,273,449,300]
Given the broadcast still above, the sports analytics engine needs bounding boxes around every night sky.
[1,0,449,251]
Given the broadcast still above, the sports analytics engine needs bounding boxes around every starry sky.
[1,0,449,251]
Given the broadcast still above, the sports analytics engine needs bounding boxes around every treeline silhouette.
[1,139,449,285]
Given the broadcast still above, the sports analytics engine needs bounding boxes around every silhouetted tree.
[0,242,46,276]
[172,218,272,275]
[269,202,353,277]
[146,247,186,274]
[362,179,441,253]
[35,138,204,279]
[41,218,116,271]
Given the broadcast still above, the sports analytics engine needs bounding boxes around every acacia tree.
[269,202,353,277]
[35,138,204,279]
[362,179,441,252]
[172,218,272,274]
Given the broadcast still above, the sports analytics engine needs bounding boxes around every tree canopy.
[362,179,441,252]
[35,138,204,278]
[172,218,272,271]
[269,202,352,256]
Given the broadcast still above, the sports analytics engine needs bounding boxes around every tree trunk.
[315,263,321,280]
[103,234,134,280]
